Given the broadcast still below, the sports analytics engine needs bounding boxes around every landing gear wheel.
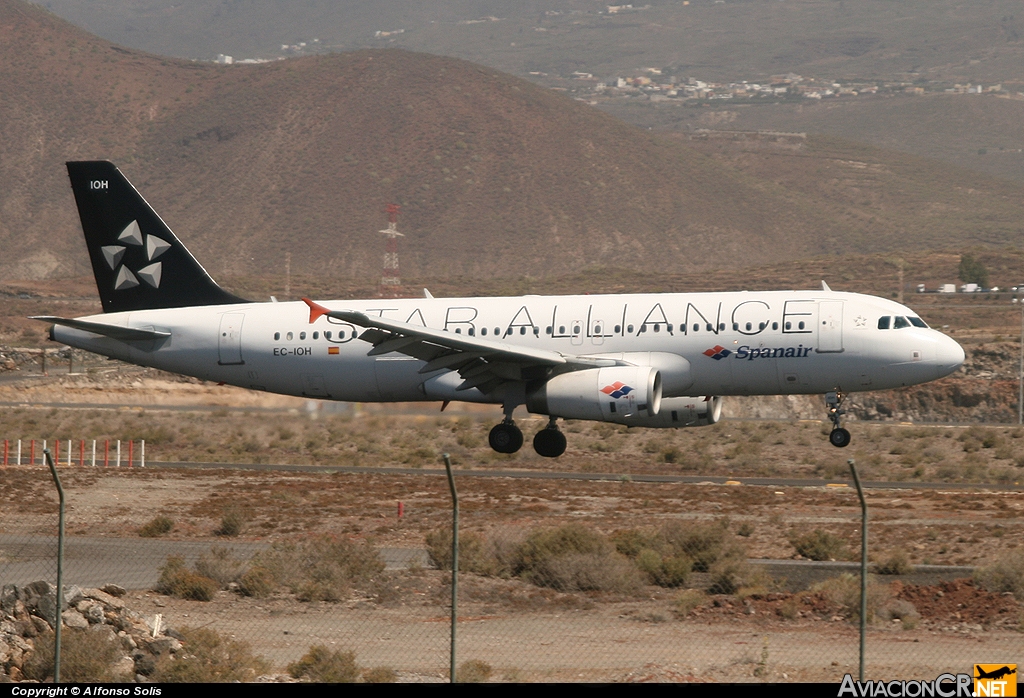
[533,428,567,458]
[489,422,524,454]
[829,427,851,448]
[824,390,850,448]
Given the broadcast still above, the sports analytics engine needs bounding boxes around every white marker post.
[91,440,96,467]
[66,440,71,467]
[116,440,121,468]
[16,440,21,466]
[140,440,145,468]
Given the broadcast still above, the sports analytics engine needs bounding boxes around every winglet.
[821,280,832,292]
[302,297,330,324]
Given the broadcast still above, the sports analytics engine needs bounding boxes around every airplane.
[34,161,966,458]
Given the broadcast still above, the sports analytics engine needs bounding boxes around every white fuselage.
[52,289,964,407]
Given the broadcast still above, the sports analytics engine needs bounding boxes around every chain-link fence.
[1,452,1021,683]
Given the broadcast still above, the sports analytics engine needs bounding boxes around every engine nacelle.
[527,366,662,424]
[616,396,723,428]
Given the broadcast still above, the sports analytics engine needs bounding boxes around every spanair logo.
[600,382,634,399]
[703,345,731,360]
[975,665,1017,697]
[100,220,170,291]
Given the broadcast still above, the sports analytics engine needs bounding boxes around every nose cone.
[935,334,965,379]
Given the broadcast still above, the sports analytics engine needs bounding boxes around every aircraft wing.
[303,299,619,395]
[31,316,171,342]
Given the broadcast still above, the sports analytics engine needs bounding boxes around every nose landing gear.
[826,391,851,448]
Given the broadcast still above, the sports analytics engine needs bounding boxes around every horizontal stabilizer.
[31,316,170,342]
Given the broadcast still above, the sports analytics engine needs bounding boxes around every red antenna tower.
[378,203,403,297]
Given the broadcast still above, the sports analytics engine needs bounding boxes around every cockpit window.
[908,317,928,328]
[877,316,891,330]
[893,316,910,329]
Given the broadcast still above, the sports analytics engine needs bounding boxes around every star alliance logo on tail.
[600,382,634,399]
[101,220,170,291]
[703,345,731,360]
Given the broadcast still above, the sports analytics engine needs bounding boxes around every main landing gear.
[488,413,566,457]
[826,391,851,448]
[533,417,567,458]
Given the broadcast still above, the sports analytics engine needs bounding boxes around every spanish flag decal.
[328,347,340,355]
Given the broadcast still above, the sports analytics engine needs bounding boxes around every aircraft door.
[218,313,245,365]
[571,320,584,346]
[817,301,844,353]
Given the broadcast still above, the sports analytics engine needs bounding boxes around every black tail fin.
[66,161,247,313]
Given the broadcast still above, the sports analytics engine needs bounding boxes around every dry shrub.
[513,523,642,592]
[288,645,359,683]
[243,535,384,602]
[812,574,893,623]
[194,546,246,586]
[215,509,247,537]
[456,659,493,683]
[139,515,174,538]
[790,529,849,561]
[674,588,708,616]
[874,550,914,576]
[363,666,398,683]
[974,550,1024,600]
[22,627,126,682]
[426,527,504,576]
[660,520,733,572]
[157,556,218,601]
[152,627,269,682]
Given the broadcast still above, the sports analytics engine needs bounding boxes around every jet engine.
[527,366,662,424]
[617,395,723,428]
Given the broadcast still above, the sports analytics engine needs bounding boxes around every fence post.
[104,440,109,467]
[442,453,459,683]
[116,440,121,468]
[66,440,71,467]
[3,439,7,466]
[848,458,868,682]
[54,439,59,465]
[17,440,21,465]
[140,440,145,468]
[92,440,96,467]
[79,440,85,467]
[128,440,134,468]
[31,440,36,465]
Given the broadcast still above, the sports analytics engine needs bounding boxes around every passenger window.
[878,316,891,330]
[286,332,293,341]
[572,325,581,334]
[798,321,805,330]
[614,325,621,333]
[745,322,752,331]
[274,332,280,341]
[909,317,928,328]
[627,324,634,333]
[894,316,910,329]
[719,323,726,331]
[495,327,500,336]
[759,322,765,330]
[338,331,346,339]
[468,328,475,336]
[481,328,487,336]
[595,326,602,334]
[546,326,552,335]
[654,324,660,333]
[533,327,540,336]
[785,322,791,330]
[667,324,672,332]
[520,327,526,335]
[313,331,319,340]
[559,326,566,334]
[325,331,332,339]
[455,328,462,334]
[693,324,700,332]
[772,322,778,330]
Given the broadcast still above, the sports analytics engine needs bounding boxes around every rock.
[101,584,127,598]
[62,610,89,629]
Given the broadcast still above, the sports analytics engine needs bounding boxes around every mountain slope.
[1,0,1022,287]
